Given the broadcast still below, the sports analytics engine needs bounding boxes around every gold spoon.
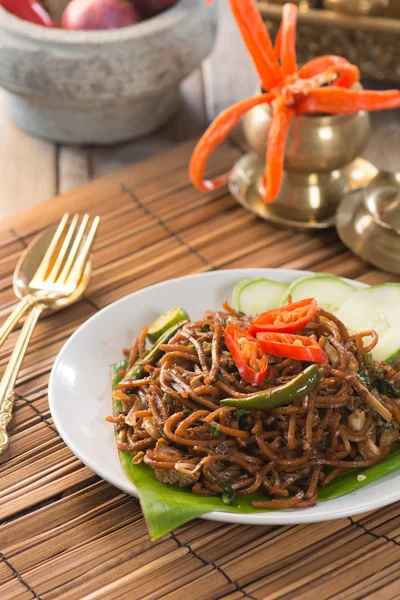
[0,214,99,453]
[0,215,97,345]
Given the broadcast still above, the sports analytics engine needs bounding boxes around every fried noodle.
[108,306,400,508]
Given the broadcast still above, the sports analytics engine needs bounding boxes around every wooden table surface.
[0,1,399,220]
[1,134,400,600]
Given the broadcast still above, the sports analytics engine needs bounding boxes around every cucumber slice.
[232,277,288,315]
[336,283,400,362]
[283,274,356,313]
[147,307,189,343]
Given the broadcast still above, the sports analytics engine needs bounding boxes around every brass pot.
[242,96,371,224]
[323,0,389,16]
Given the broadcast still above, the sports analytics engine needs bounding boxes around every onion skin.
[62,0,142,30]
[136,0,178,18]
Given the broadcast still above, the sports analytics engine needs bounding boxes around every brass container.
[242,99,371,226]
[258,2,400,85]
[337,172,400,275]
[323,0,389,16]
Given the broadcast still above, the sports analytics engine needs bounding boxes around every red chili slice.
[257,332,328,364]
[248,298,318,336]
[225,324,268,386]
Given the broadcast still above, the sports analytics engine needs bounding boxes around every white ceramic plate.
[49,268,400,525]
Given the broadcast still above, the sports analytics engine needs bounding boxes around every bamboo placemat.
[1,137,400,600]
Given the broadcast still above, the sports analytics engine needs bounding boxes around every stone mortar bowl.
[0,0,217,144]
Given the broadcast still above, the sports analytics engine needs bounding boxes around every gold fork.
[0,213,99,346]
[0,213,100,453]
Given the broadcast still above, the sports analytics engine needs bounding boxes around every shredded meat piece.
[152,446,200,487]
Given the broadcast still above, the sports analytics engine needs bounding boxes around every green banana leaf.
[112,361,400,540]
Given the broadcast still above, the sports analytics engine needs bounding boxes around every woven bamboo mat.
[1,137,400,600]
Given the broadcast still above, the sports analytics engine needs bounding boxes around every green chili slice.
[220,364,322,409]
[147,307,190,343]
[123,318,189,381]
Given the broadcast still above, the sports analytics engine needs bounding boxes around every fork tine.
[46,214,80,284]
[57,214,89,284]
[31,213,70,283]
[65,216,100,287]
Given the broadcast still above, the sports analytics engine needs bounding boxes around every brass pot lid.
[336,171,400,275]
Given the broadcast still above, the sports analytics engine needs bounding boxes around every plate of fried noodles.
[49,269,400,540]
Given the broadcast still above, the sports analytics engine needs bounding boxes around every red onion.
[0,0,56,27]
[62,0,142,30]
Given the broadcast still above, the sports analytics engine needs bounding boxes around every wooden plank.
[360,571,400,600]
[0,93,56,220]
[0,567,34,600]
[58,146,91,195]
[245,538,392,600]
[0,140,240,240]
[279,544,400,600]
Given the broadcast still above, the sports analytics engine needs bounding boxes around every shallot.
[62,0,142,30]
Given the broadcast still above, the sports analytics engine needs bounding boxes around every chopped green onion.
[202,341,212,355]
[209,424,220,437]
[364,352,373,366]
[358,371,371,387]
[320,434,330,449]
[376,379,400,398]
[233,409,248,420]
[201,324,210,332]
[163,393,176,408]
[182,408,192,416]
[220,483,235,505]
[354,454,365,462]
